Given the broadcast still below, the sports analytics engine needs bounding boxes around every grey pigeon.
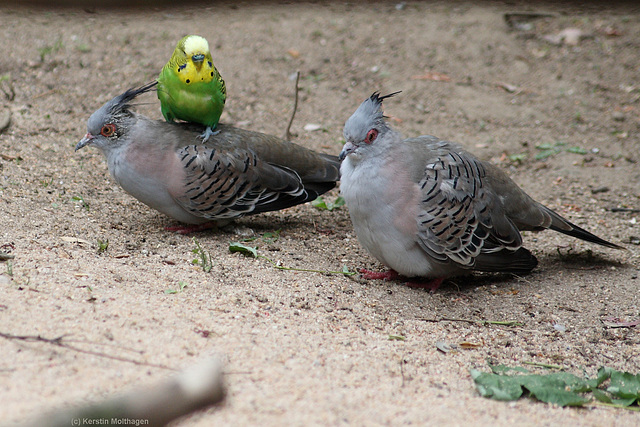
[339,92,623,290]
[76,82,340,231]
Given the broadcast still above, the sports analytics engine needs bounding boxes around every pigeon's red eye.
[101,124,116,137]
[365,129,378,144]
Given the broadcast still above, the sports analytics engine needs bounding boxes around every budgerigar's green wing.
[157,65,177,123]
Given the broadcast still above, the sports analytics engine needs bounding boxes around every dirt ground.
[1,1,639,426]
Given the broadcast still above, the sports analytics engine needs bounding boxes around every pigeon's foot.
[405,277,445,293]
[165,222,217,235]
[198,126,220,142]
[358,268,399,281]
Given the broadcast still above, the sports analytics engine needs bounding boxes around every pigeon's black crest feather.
[110,81,158,115]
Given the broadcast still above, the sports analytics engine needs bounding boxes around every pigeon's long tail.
[542,206,624,250]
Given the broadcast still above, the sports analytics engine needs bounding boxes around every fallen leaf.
[602,317,640,328]
[1,153,21,161]
[411,71,451,82]
[599,26,622,37]
[60,236,91,246]
[459,341,482,349]
[287,49,300,58]
[229,242,258,258]
[496,82,520,93]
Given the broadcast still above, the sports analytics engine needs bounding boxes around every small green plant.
[507,153,527,164]
[241,230,281,244]
[75,43,91,53]
[311,196,345,211]
[165,281,188,295]
[5,261,13,277]
[96,239,109,254]
[38,38,63,62]
[535,141,588,160]
[71,195,89,211]
[191,238,213,273]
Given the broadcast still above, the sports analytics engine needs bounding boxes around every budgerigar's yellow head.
[170,35,217,85]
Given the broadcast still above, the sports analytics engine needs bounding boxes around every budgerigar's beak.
[191,53,205,63]
[339,141,356,161]
[75,133,95,151]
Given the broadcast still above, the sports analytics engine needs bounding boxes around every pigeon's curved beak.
[339,141,356,161]
[191,53,205,64]
[75,133,95,151]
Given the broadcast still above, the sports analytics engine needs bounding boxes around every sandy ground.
[1,1,639,426]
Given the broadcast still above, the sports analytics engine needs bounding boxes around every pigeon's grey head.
[75,81,157,152]
[340,91,400,161]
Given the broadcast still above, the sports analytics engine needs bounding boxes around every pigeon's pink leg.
[165,222,217,234]
[357,268,399,281]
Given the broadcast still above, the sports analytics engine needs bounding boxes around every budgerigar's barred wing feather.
[414,137,536,273]
[172,144,315,220]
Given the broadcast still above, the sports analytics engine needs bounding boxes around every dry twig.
[283,71,300,141]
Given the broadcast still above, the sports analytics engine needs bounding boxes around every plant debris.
[472,364,640,409]
[311,196,345,211]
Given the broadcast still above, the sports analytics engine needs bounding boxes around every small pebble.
[591,186,609,194]
[553,323,567,333]
[612,111,625,122]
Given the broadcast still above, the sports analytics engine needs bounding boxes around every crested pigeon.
[76,82,340,229]
[339,92,623,290]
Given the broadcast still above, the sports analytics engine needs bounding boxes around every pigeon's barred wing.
[414,140,525,269]
[172,144,312,220]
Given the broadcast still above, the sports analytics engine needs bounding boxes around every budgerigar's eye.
[100,123,116,137]
[365,128,378,144]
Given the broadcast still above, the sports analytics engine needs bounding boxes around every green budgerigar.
[157,35,227,141]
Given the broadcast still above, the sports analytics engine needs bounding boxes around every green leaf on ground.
[312,196,345,211]
[470,369,525,401]
[472,364,640,408]
[534,141,588,159]
[229,242,258,258]
[608,370,640,405]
